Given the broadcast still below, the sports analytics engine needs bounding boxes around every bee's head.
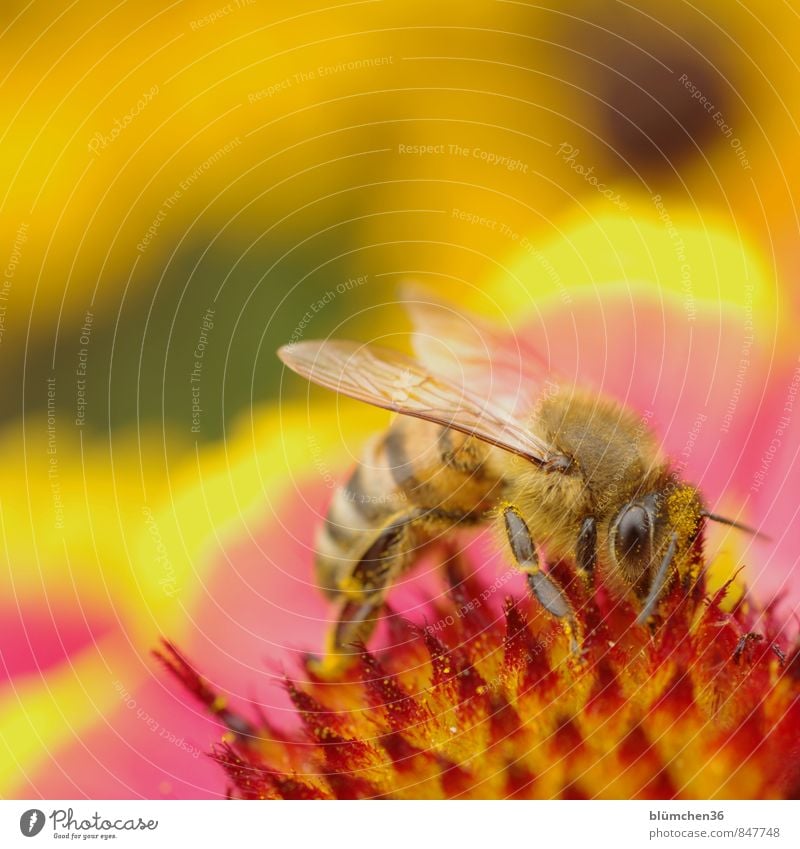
[609,482,704,623]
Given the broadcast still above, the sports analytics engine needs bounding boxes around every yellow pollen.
[666,485,700,541]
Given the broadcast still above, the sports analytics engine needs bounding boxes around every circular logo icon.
[19,809,45,837]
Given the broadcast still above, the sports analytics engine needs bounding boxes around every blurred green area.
[2,0,797,441]
[17,240,376,440]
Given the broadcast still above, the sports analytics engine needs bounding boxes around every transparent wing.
[401,282,555,415]
[277,339,556,465]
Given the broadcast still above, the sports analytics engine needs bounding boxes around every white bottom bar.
[0,800,795,848]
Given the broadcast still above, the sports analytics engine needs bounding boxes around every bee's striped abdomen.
[315,417,503,599]
[315,433,406,597]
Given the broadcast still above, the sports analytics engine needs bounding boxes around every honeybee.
[278,287,758,671]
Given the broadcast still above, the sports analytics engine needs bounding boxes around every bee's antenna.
[701,511,770,541]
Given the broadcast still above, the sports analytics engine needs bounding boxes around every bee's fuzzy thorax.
[500,387,672,585]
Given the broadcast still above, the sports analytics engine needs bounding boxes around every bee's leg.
[310,509,434,677]
[576,516,597,585]
[317,594,389,674]
[501,505,579,650]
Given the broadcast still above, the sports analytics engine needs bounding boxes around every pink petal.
[13,657,225,799]
[0,602,115,684]
[737,357,800,614]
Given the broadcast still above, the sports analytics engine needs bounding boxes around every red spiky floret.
[158,556,800,799]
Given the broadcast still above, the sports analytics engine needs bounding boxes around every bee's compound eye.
[614,504,650,562]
